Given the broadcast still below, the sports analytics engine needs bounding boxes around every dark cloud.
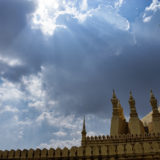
[0,0,35,48]
[41,11,160,118]
[0,0,160,119]
[0,0,160,150]
[43,50,160,118]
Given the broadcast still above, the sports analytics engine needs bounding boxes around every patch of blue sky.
[118,0,152,22]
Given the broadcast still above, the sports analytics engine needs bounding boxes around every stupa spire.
[83,116,86,131]
[128,90,138,117]
[81,116,86,146]
[150,90,159,115]
[111,89,119,116]
[112,89,116,98]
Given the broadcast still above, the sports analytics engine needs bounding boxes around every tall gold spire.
[128,91,138,117]
[112,89,116,98]
[111,89,119,116]
[81,116,86,146]
[150,90,159,116]
[83,116,86,131]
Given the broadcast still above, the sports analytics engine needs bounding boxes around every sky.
[0,0,160,150]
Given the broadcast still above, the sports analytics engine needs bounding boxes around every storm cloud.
[0,0,160,149]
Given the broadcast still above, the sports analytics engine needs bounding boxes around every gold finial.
[130,90,132,97]
[150,90,158,113]
[150,90,157,103]
[129,91,137,117]
[150,89,155,98]
[82,115,86,135]
[81,115,86,146]
[112,89,116,98]
[111,90,118,115]
[129,90,135,102]
[83,116,85,130]
[111,89,118,104]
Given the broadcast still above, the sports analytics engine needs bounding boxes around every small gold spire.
[150,90,157,103]
[83,116,85,130]
[128,91,137,117]
[111,90,119,115]
[129,90,135,105]
[81,116,87,146]
[111,89,118,102]
[112,89,116,98]
[82,116,86,135]
[150,89,155,98]
[150,90,159,116]
[130,90,132,98]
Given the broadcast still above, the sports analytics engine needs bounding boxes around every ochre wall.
[0,137,160,160]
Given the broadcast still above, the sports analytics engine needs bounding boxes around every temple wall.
[0,134,160,160]
[85,133,160,145]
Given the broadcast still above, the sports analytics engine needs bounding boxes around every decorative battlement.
[0,140,160,159]
[85,133,160,145]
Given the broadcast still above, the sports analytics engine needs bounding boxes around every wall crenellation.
[85,132,160,144]
[0,140,160,159]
